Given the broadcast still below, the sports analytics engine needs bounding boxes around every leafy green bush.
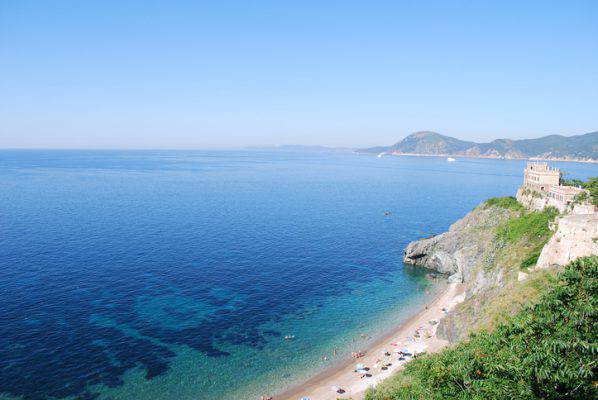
[365,256,598,400]
[561,176,597,206]
[584,177,598,206]
[561,178,585,187]
[573,191,589,205]
[484,196,524,211]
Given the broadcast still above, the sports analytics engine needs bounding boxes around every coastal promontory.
[366,163,597,400]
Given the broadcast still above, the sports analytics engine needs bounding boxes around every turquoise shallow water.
[0,150,595,400]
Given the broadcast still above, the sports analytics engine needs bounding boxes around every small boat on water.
[377,153,384,158]
[447,157,456,162]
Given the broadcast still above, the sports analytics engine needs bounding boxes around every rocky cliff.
[403,204,514,290]
[515,187,548,211]
[536,213,598,269]
[403,198,596,342]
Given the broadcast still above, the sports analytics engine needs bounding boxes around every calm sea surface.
[0,150,595,400]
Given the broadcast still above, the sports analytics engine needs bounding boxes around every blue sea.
[0,150,595,400]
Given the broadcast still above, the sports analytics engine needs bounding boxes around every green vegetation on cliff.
[365,256,598,400]
[484,197,558,270]
[483,197,558,270]
[404,198,562,341]
[496,205,558,270]
[495,206,557,244]
[585,177,598,206]
[562,176,598,206]
[442,201,558,337]
[483,196,523,211]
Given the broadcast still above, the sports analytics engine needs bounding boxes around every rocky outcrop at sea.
[403,205,512,285]
[403,196,597,343]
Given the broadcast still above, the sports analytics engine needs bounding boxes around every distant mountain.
[357,131,598,162]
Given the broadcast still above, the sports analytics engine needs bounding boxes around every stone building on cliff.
[522,162,560,191]
[518,162,592,214]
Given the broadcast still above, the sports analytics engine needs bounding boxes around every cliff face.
[404,200,597,343]
[515,187,548,212]
[403,205,514,288]
[536,213,598,269]
[515,187,595,214]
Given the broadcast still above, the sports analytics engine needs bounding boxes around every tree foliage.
[365,256,598,400]
[561,176,598,206]
[583,177,598,206]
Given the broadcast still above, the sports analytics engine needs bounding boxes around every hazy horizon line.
[0,128,595,151]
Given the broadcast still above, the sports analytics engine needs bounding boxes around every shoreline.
[273,282,465,400]
[357,151,597,164]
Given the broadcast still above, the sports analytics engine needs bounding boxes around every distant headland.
[356,130,598,163]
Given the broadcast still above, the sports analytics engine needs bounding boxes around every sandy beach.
[275,282,466,400]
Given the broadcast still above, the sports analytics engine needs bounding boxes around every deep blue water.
[0,150,595,400]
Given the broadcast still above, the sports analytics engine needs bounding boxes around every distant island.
[357,130,598,163]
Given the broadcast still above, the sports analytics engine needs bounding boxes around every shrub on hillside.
[365,256,598,400]
[484,196,524,211]
[495,206,558,244]
[562,176,598,206]
[584,177,598,206]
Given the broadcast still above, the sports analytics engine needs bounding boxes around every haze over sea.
[0,150,595,400]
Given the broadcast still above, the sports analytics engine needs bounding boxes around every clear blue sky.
[1,0,597,149]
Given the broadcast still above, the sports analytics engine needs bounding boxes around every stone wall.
[516,187,549,212]
[515,186,593,214]
[536,213,598,269]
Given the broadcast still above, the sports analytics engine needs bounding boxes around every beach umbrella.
[401,347,410,353]
[356,368,368,374]
[393,348,401,353]
[300,397,310,400]
[355,363,365,370]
